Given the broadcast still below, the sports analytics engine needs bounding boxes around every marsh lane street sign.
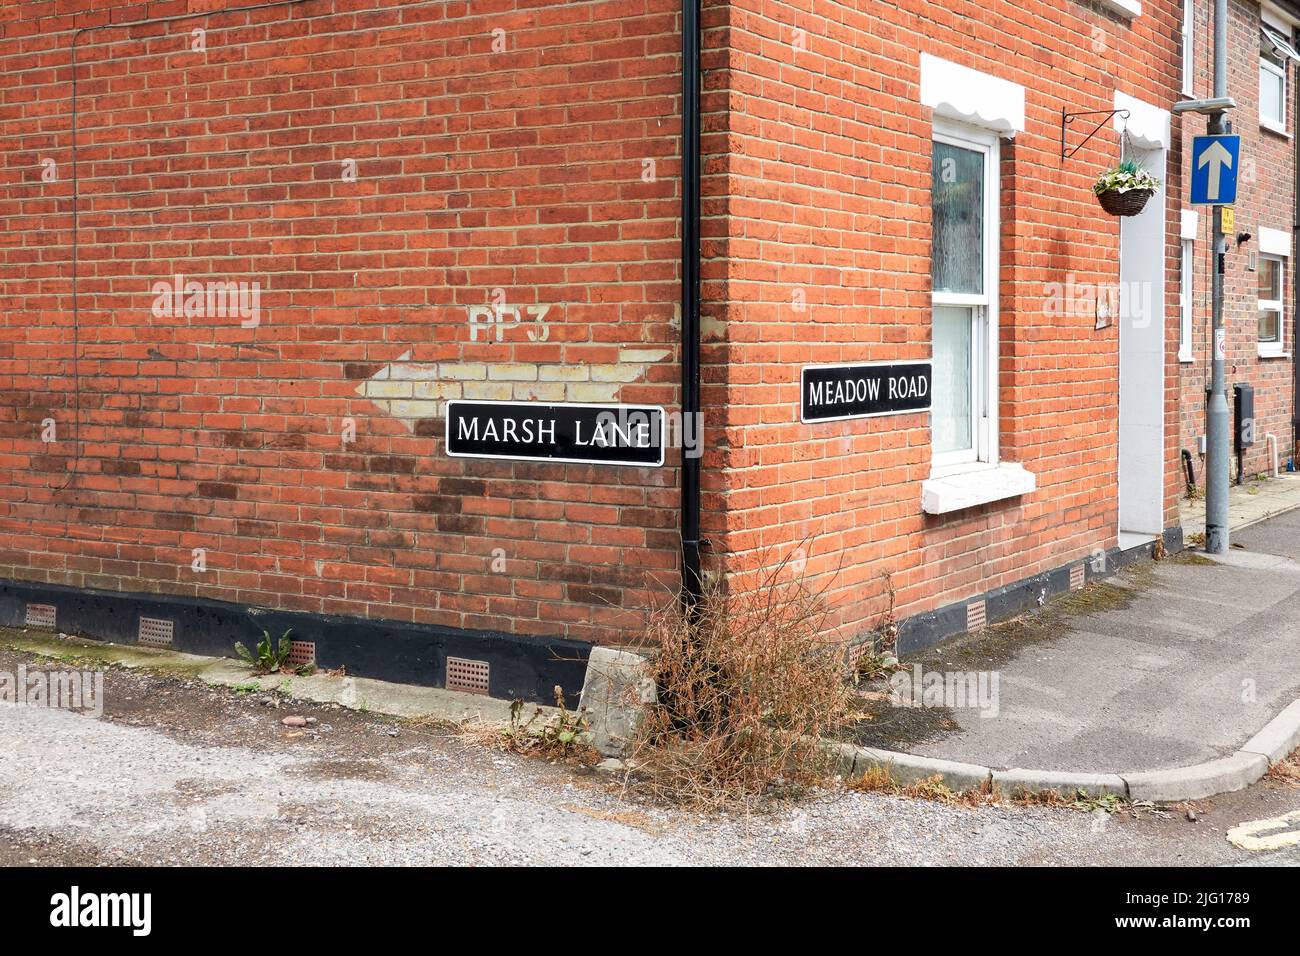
[445,400,665,466]
[801,361,932,423]
[1190,134,1241,205]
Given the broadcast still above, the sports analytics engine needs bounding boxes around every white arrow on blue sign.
[1190,134,1241,205]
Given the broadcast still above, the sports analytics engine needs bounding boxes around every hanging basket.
[1095,187,1154,217]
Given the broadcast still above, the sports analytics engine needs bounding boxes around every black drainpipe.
[680,0,703,612]
[1293,27,1300,455]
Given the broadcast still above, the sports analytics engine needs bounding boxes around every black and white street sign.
[801,361,932,423]
[445,400,665,466]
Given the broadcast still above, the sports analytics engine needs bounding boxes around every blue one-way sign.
[1190,134,1241,205]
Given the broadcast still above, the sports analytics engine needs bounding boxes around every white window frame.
[1259,252,1286,355]
[1261,53,1288,133]
[931,119,999,475]
[1179,238,1194,362]
[1182,0,1195,97]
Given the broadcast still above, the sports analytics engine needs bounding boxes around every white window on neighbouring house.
[1180,239,1194,362]
[1258,253,1285,355]
[1182,0,1194,96]
[1261,23,1300,133]
[931,121,998,471]
[1261,53,1286,131]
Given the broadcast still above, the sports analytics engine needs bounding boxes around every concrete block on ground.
[578,646,657,757]
[992,768,1128,798]
[1124,752,1269,803]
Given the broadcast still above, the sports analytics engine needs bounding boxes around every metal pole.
[1205,0,1230,553]
[1214,0,1227,101]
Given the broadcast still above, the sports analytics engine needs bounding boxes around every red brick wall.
[0,0,685,643]
[1177,0,1297,486]
[713,0,1184,637]
[0,0,1187,655]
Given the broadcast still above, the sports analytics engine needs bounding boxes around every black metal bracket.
[1060,108,1130,160]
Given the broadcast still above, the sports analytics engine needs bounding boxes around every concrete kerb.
[1239,698,1300,763]
[992,768,1128,799]
[823,693,1300,803]
[855,747,993,792]
[1122,753,1268,803]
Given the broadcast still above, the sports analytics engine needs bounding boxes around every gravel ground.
[1,651,1298,866]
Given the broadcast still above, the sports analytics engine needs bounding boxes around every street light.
[1172,97,1237,115]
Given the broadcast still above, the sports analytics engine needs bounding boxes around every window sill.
[1258,347,1290,359]
[1097,0,1140,18]
[1178,351,1194,364]
[921,462,1036,515]
[1261,120,1291,138]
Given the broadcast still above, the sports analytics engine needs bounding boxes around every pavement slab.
[1231,506,1300,560]
[1180,473,1300,540]
[910,549,1300,774]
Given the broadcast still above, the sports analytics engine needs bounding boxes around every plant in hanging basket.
[1093,159,1161,217]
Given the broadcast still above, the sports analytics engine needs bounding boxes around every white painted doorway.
[1117,144,1167,548]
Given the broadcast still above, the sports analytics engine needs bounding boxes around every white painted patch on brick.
[356,350,671,429]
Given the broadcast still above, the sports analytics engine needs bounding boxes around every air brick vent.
[287,640,316,669]
[1070,564,1086,590]
[138,617,174,648]
[446,656,490,696]
[25,603,56,629]
[966,600,987,633]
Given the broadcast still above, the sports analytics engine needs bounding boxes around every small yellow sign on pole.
[1221,206,1235,233]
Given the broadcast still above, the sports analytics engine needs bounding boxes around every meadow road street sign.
[801,361,932,423]
[1190,134,1241,205]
